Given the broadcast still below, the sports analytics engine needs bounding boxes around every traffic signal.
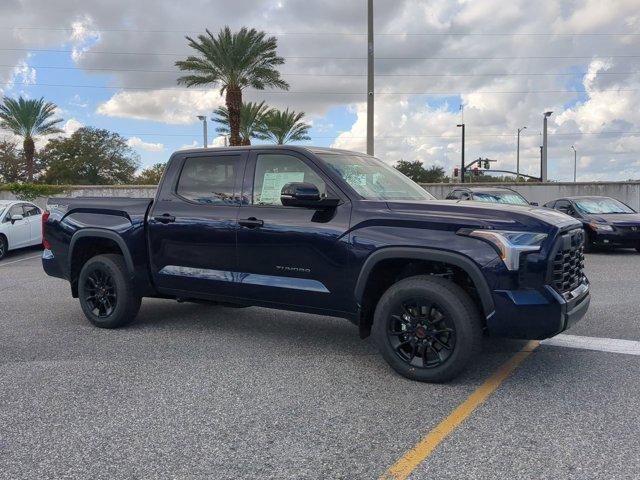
[473,167,479,176]
[484,160,490,169]
[454,167,459,177]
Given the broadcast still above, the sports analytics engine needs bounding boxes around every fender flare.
[354,247,495,318]
[69,228,135,276]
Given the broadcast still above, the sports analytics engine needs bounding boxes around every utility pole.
[516,126,526,179]
[457,123,465,183]
[197,115,208,148]
[542,111,552,182]
[366,0,374,156]
[571,145,577,182]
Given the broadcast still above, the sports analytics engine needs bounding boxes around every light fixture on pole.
[516,126,526,179]
[457,123,465,183]
[197,115,208,148]
[571,145,577,183]
[541,111,552,182]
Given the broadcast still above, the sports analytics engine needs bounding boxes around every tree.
[41,127,139,185]
[395,160,426,182]
[176,27,289,146]
[212,101,270,145]
[135,163,166,184]
[0,140,27,183]
[262,108,311,144]
[0,96,63,181]
[394,160,446,183]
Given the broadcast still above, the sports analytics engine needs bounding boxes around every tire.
[78,254,141,328]
[372,275,482,383]
[0,235,7,260]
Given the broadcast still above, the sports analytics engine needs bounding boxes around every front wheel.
[78,254,141,328]
[372,275,482,383]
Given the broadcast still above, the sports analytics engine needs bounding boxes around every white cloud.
[96,89,225,124]
[69,16,101,62]
[127,136,165,152]
[62,118,84,136]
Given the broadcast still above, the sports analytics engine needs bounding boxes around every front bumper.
[591,229,640,248]
[486,281,590,340]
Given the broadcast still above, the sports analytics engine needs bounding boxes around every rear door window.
[176,156,242,205]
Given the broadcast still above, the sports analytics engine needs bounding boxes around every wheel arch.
[354,247,495,338]
[69,229,135,296]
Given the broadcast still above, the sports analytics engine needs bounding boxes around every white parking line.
[542,334,640,356]
[0,254,41,267]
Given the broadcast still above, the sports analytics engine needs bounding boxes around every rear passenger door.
[234,150,353,313]
[22,204,42,245]
[148,152,247,298]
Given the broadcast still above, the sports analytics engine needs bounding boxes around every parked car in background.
[544,196,640,252]
[446,186,537,206]
[0,200,43,260]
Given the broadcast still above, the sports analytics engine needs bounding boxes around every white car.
[0,200,43,260]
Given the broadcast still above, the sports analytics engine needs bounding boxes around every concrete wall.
[2,182,640,211]
[0,185,157,208]
[421,182,640,210]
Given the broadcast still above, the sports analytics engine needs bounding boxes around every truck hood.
[385,199,581,232]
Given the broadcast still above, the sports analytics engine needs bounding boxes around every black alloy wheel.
[387,298,456,369]
[83,266,117,318]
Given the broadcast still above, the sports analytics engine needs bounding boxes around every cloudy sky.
[0,0,639,180]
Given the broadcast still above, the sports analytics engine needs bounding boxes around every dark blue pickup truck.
[42,146,590,382]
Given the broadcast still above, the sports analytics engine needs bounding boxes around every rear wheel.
[78,254,141,328]
[372,275,482,383]
[0,235,7,260]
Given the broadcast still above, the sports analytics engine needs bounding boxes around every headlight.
[588,222,613,232]
[459,229,547,271]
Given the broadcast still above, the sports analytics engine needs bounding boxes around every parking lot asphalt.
[1,246,639,479]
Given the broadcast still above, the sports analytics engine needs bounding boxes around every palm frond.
[0,96,63,139]
[263,108,311,145]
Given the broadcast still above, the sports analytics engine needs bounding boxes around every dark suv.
[42,146,590,382]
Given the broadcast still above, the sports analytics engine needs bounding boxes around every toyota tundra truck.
[42,146,590,382]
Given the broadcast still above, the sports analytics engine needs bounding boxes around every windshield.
[473,191,529,205]
[318,154,436,201]
[574,198,635,214]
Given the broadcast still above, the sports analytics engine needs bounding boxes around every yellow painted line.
[381,340,540,480]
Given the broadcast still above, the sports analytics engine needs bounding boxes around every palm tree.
[263,108,311,145]
[175,27,289,146]
[0,96,63,181]
[212,101,270,145]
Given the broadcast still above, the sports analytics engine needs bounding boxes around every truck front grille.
[551,229,586,294]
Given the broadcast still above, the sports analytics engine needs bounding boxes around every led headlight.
[460,230,547,271]
[588,222,613,232]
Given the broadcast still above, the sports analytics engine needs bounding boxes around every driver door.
[235,150,353,314]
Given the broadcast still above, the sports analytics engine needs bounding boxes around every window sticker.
[259,171,305,204]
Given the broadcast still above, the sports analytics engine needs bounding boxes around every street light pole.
[517,126,526,179]
[571,145,577,182]
[366,0,374,156]
[197,115,208,148]
[542,111,552,182]
[457,123,465,183]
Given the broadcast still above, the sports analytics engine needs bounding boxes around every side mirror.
[11,214,24,223]
[529,201,539,206]
[280,182,339,209]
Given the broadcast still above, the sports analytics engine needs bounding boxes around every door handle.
[154,214,176,224]
[238,217,264,228]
